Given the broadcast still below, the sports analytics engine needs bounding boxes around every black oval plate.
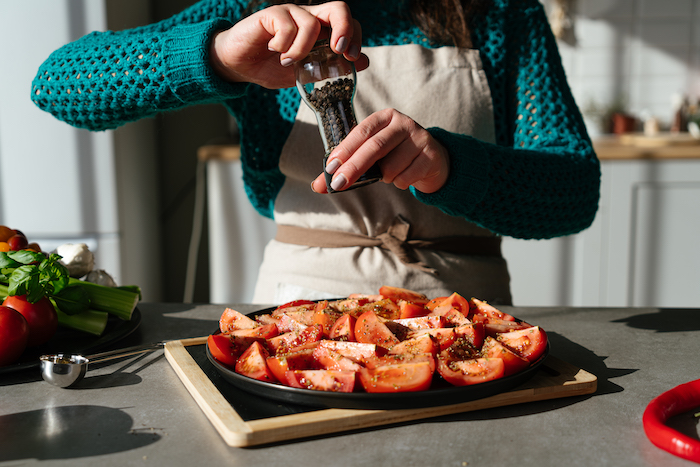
[205,306,549,410]
[0,308,142,375]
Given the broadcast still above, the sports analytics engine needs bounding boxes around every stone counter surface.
[1,303,699,466]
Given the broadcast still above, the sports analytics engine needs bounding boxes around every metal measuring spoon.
[40,341,166,388]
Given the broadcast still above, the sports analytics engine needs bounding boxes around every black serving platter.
[205,306,549,410]
[0,308,142,375]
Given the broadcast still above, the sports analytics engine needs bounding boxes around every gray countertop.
[1,303,699,466]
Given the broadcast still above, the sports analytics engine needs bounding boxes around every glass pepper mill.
[295,39,382,193]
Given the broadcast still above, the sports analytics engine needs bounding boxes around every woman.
[31,0,600,305]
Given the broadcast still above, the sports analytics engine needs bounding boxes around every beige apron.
[252,45,511,305]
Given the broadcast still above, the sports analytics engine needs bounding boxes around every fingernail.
[336,36,348,53]
[347,44,360,60]
[310,181,317,193]
[330,173,347,191]
[325,158,341,174]
[280,57,294,67]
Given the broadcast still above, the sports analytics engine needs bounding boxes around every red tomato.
[378,285,429,305]
[425,296,448,311]
[285,370,356,392]
[358,361,434,393]
[312,303,342,336]
[207,334,241,367]
[481,337,530,376]
[468,298,516,322]
[0,225,14,242]
[0,306,29,366]
[398,301,429,319]
[408,327,456,351]
[388,335,438,357]
[354,310,400,349]
[437,357,504,386]
[3,295,57,347]
[365,352,436,374]
[7,234,28,251]
[266,347,318,382]
[316,340,377,362]
[497,326,547,362]
[235,341,277,383]
[328,314,356,341]
[268,324,324,354]
[275,299,316,311]
[431,292,471,316]
[392,315,443,331]
[219,308,258,334]
[312,346,363,371]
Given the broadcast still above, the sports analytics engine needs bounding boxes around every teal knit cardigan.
[31,0,600,240]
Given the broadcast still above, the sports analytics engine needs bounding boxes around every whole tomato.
[0,305,29,366]
[2,295,58,347]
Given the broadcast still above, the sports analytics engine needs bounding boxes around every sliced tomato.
[312,345,363,371]
[275,314,308,333]
[235,341,277,383]
[478,317,532,337]
[431,292,470,316]
[229,323,279,340]
[316,340,376,362]
[313,303,343,336]
[365,352,436,374]
[269,324,325,355]
[442,309,471,327]
[425,296,449,311]
[497,326,548,362]
[207,334,241,367]
[481,336,530,376]
[333,297,370,313]
[285,370,356,392]
[357,298,401,320]
[388,334,438,357]
[266,347,318,382]
[275,299,316,311]
[378,285,429,305]
[453,323,485,349]
[358,361,434,393]
[437,357,504,386]
[468,298,516,322]
[354,310,400,349]
[219,308,258,334]
[408,327,456,351]
[398,301,429,319]
[328,314,356,341]
[392,315,443,331]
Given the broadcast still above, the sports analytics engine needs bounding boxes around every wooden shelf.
[594,132,700,160]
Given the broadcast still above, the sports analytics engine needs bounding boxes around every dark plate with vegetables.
[0,307,141,375]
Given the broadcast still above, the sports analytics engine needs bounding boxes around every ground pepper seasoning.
[295,39,382,193]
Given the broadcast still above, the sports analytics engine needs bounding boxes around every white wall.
[553,0,700,134]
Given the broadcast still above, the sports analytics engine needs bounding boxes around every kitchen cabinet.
[505,135,700,308]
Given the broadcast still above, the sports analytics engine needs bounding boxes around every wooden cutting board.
[164,338,597,447]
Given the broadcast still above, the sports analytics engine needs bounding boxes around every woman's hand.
[311,109,450,194]
[210,2,368,89]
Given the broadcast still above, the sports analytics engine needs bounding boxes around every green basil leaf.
[0,252,21,269]
[8,265,42,301]
[7,250,45,265]
[38,255,70,295]
[52,285,91,315]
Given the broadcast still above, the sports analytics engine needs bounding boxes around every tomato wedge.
[235,341,277,383]
[496,326,548,362]
[219,308,258,333]
[266,347,318,382]
[355,310,400,349]
[437,357,504,386]
[328,314,356,341]
[468,298,516,322]
[285,370,356,392]
[358,361,434,393]
[379,285,430,305]
[398,301,429,319]
[481,336,530,376]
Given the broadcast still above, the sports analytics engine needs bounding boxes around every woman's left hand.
[311,108,450,194]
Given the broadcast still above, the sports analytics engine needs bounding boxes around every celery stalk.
[56,308,109,336]
[68,278,139,321]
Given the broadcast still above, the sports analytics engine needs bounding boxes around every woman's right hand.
[209,2,368,89]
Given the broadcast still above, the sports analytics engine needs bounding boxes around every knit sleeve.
[412,0,600,240]
[30,0,248,131]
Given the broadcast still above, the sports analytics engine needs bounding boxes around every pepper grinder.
[295,39,382,193]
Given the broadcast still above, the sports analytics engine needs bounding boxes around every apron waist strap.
[275,216,502,275]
